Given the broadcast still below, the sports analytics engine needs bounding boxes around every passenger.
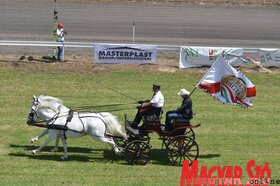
[130,84,164,129]
[163,89,193,132]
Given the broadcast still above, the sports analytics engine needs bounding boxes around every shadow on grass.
[9,144,121,163]
[198,154,221,159]
[9,144,221,165]
[150,149,221,166]
[9,144,95,153]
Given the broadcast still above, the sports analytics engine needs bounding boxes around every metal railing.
[0,40,259,53]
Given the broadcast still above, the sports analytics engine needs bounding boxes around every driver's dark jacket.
[176,96,193,119]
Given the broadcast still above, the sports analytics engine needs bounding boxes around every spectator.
[57,23,65,62]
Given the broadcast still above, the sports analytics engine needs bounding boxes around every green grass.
[0,65,279,185]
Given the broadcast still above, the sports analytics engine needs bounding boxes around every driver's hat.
[178,89,190,96]
[152,84,160,89]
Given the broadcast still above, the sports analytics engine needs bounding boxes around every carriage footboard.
[125,122,140,136]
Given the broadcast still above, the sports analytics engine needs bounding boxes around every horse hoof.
[60,155,68,160]
[32,150,36,155]
[50,147,58,152]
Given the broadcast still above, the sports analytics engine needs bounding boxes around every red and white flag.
[197,55,256,108]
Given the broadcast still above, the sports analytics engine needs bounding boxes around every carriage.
[114,111,200,166]
[28,95,200,166]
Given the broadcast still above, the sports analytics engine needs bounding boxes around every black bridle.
[27,104,61,126]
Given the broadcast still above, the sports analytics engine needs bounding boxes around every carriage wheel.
[127,133,150,144]
[124,140,151,165]
[166,135,199,166]
[185,128,195,139]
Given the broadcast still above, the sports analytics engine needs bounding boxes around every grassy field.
[0,64,279,185]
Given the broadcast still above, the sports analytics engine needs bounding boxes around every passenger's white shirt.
[57,28,65,42]
[150,91,164,108]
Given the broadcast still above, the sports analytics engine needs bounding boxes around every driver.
[130,84,164,129]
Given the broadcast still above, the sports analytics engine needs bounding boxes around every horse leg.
[60,136,68,160]
[32,130,59,155]
[50,131,62,152]
[31,129,48,143]
[94,136,122,156]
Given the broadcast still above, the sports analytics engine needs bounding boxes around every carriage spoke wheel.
[124,140,151,165]
[166,135,199,166]
[184,128,195,140]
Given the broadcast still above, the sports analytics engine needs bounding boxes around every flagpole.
[189,55,224,97]
[188,86,197,97]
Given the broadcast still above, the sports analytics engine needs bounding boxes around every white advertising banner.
[179,46,243,68]
[94,43,157,64]
[258,48,280,67]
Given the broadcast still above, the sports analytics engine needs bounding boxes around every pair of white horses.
[27,95,127,160]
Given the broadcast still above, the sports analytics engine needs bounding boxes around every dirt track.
[0,0,279,73]
[0,0,279,50]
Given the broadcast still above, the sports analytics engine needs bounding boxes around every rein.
[71,102,137,113]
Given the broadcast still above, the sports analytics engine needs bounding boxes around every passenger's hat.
[178,89,190,96]
[152,84,161,89]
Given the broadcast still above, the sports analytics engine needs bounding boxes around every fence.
[1,40,279,68]
[0,40,259,53]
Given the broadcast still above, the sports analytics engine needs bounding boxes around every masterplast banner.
[179,46,243,68]
[258,48,280,67]
[94,43,157,64]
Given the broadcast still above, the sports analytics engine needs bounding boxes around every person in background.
[131,84,164,129]
[163,89,193,132]
[56,23,66,62]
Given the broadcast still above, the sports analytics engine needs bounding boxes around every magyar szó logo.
[220,75,247,103]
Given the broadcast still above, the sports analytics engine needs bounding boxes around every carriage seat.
[174,118,190,124]
[174,113,195,124]
[143,109,164,122]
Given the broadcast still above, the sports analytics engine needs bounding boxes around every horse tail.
[101,112,127,140]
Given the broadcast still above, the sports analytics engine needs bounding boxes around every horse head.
[27,95,66,125]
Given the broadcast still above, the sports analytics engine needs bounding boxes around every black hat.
[152,84,160,89]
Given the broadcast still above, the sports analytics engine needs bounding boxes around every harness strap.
[63,109,74,140]
[47,124,68,131]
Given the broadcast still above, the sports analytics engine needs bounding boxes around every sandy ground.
[1,53,278,75]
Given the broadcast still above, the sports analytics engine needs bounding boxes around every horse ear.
[33,95,37,101]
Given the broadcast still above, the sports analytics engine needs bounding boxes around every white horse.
[27,95,127,160]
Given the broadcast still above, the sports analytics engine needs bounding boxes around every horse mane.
[38,95,64,104]
[38,95,68,112]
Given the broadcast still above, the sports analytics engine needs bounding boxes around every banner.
[258,48,280,67]
[94,43,157,64]
[179,46,243,68]
[197,55,256,108]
